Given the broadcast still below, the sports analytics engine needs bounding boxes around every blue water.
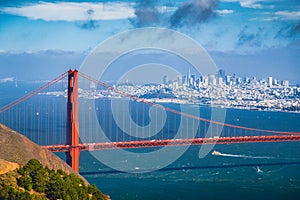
[79,102,300,199]
[1,82,300,199]
[77,141,300,199]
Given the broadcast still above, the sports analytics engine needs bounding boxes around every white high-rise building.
[282,80,289,87]
[268,77,273,86]
[209,74,216,85]
[225,75,231,85]
[217,77,223,85]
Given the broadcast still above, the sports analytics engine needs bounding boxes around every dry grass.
[0,159,19,175]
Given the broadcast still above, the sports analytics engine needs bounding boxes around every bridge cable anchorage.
[78,71,300,136]
[0,72,68,113]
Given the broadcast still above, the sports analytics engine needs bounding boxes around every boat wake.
[212,150,273,159]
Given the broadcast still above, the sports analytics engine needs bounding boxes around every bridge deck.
[43,135,300,152]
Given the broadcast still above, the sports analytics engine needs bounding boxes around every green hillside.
[0,159,108,200]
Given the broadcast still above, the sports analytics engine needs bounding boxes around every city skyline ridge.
[159,68,294,87]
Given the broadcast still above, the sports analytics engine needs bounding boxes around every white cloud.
[255,11,300,21]
[216,9,234,15]
[240,0,263,9]
[1,2,136,21]
[156,6,177,13]
[275,11,300,19]
[0,77,14,83]
[221,0,265,9]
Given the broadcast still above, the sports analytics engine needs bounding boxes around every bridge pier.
[66,69,80,172]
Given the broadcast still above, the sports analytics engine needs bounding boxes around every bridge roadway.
[43,135,300,152]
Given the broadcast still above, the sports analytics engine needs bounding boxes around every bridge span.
[1,69,300,172]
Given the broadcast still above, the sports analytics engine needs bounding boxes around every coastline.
[113,97,300,114]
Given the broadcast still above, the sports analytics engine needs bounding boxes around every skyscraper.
[282,80,289,87]
[163,75,168,85]
[218,69,225,79]
[268,77,273,86]
[209,74,217,85]
[177,75,183,86]
[225,75,231,85]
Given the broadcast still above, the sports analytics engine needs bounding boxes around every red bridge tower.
[66,69,80,172]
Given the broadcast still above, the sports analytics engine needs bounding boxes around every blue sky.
[0,0,299,82]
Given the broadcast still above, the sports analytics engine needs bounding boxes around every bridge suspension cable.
[0,72,68,113]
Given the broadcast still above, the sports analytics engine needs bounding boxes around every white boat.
[212,150,221,156]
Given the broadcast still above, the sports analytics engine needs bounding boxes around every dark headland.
[0,123,110,199]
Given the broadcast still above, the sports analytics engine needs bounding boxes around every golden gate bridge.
[0,69,300,172]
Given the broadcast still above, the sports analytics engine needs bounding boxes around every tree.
[12,159,106,200]
[88,185,105,200]
[45,173,64,199]
[31,168,49,192]
[23,159,43,175]
[17,175,32,191]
